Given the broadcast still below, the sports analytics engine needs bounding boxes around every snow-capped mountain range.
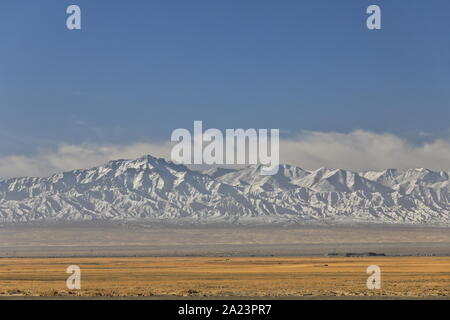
[1,155,450,225]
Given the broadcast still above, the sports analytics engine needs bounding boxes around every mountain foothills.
[1,155,450,225]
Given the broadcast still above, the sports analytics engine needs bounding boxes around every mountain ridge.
[1,155,450,226]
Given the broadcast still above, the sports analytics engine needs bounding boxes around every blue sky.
[1,0,450,163]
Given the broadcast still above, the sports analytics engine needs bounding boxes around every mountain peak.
[1,156,450,225]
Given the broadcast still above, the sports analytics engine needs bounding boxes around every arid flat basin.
[0,256,449,298]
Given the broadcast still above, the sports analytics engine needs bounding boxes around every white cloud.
[1,130,450,178]
[280,130,450,172]
[0,142,172,178]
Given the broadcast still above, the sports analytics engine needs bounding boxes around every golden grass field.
[0,256,449,298]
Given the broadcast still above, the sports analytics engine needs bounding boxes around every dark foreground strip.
[0,299,448,319]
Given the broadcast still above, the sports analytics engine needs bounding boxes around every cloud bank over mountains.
[2,130,450,178]
[281,130,450,172]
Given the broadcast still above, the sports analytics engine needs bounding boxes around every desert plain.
[0,256,450,298]
[0,224,449,298]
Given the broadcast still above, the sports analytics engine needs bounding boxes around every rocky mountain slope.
[1,155,449,225]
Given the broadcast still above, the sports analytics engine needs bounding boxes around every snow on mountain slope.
[1,155,450,225]
[292,168,393,193]
[361,168,450,193]
[209,164,310,192]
